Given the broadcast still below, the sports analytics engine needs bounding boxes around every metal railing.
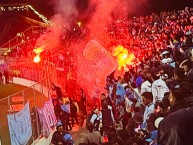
[0,26,46,49]
[0,61,57,145]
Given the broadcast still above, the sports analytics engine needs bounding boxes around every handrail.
[0,26,47,48]
[0,61,56,102]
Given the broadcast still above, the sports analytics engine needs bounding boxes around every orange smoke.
[33,46,44,63]
[112,45,135,70]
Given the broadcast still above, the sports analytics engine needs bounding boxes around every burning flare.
[77,21,81,27]
[33,54,41,63]
[112,45,135,70]
[33,46,44,63]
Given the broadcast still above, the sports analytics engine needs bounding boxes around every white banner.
[7,101,32,145]
[37,99,57,138]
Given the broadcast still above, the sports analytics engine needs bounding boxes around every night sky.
[26,0,193,17]
[0,0,89,18]
[1,0,193,18]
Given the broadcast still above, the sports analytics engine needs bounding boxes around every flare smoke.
[35,0,79,50]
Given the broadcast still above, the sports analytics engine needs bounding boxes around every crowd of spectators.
[100,7,193,66]
[77,7,193,145]
[1,6,193,145]
[2,7,193,69]
[47,6,193,145]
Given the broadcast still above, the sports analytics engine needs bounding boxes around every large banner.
[37,99,57,138]
[76,40,118,99]
[7,101,32,145]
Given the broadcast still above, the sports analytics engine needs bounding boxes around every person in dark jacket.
[54,98,66,130]
[180,59,193,84]
[52,83,63,98]
[50,121,65,145]
[101,99,115,131]
[158,107,193,145]
[166,68,185,89]
[82,123,101,145]
[168,82,193,113]
[70,98,79,127]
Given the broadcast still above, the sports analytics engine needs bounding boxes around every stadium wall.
[13,77,50,98]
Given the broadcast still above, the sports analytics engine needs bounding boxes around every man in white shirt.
[141,70,153,94]
[152,77,169,103]
[141,81,152,94]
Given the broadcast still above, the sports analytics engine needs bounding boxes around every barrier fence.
[0,61,57,145]
[0,25,76,145]
[0,26,46,49]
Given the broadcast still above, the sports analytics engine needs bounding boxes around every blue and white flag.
[37,99,57,138]
[7,101,32,145]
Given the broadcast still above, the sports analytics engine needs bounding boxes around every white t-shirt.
[141,80,152,94]
[152,78,169,102]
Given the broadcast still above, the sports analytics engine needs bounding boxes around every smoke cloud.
[86,0,120,37]
[35,0,151,99]
[51,0,79,28]
[75,0,151,99]
[86,0,150,37]
[36,0,151,50]
[35,0,79,50]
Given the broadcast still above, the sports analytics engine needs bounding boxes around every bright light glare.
[33,54,41,63]
[112,45,135,70]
